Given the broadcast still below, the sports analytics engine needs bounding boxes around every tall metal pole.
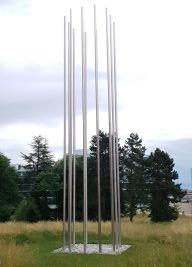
[94,4,102,253]
[81,7,88,253]
[63,15,66,250]
[106,8,115,251]
[68,9,73,251]
[72,28,76,245]
[113,21,121,247]
[67,20,71,251]
[109,15,118,249]
[63,6,121,253]
[84,31,88,252]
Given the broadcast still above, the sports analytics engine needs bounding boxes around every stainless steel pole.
[81,7,88,253]
[68,9,73,251]
[84,31,88,252]
[63,15,66,251]
[113,21,121,247]
[109,15,118,250]
[106,8,115,251]
[72,28,76,245]
[64,6,120,254]
[94,4,102,253]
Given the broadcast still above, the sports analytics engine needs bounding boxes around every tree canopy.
[121,133,146,221]
[21,135,54,174]
[0,132,186,223]
[0,153,19,221]
[146,148,185,222]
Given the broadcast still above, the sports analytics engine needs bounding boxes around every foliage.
[89,130,123,220]
[147,148,185,222]
[0,132,184,224]
[52,157,84,220]
[21,135,54,174]
[0,153,19,221]
[20,136,56,220]
[13,196,41,222]
[32,170,60,220]
[121,133,146,222]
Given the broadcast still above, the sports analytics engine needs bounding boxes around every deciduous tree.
[0,153,19,221]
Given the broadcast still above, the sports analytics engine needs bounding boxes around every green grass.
[1,216,192,267]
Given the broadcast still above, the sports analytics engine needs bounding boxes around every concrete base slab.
[53,244,131,255]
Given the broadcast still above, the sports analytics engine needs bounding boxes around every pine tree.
[89,130,123,220]
[20,136,54,220]
[21,135,54,174]
[122,133,146,222]
[147,148,185,222]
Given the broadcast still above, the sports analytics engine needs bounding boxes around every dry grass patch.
[0,216,192,267]
[0,220,62,235]
[0,239,34,267]
[1,215,191,237]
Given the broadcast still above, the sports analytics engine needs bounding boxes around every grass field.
[0,216,192,267]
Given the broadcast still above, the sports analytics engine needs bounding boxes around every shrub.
[13,197,41,222]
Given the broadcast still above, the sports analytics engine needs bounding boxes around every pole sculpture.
[63,5,123,254]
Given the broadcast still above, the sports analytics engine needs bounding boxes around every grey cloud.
[0,138,57,165]
[0,65,63,125]
[0,138,26,164]
[0,64,109,127]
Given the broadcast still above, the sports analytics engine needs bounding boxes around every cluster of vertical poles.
[105,7,121,251]
[63,6,121,254]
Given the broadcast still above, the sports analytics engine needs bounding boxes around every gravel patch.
[53,244,131,255]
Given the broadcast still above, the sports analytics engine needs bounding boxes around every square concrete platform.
[53,244,131,255]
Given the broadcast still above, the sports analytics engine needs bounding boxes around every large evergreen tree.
[147,148,184,222]
[21,135,54,174]
[21,135,55,220]
[89,131,110,220]
[122,133,146,222]
[0,153,19,221]
[89,130,123,220]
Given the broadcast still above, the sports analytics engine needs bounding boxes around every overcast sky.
[0,0,192,188]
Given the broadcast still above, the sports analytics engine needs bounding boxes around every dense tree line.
[0,153,19,221]
[0,133,185,223]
